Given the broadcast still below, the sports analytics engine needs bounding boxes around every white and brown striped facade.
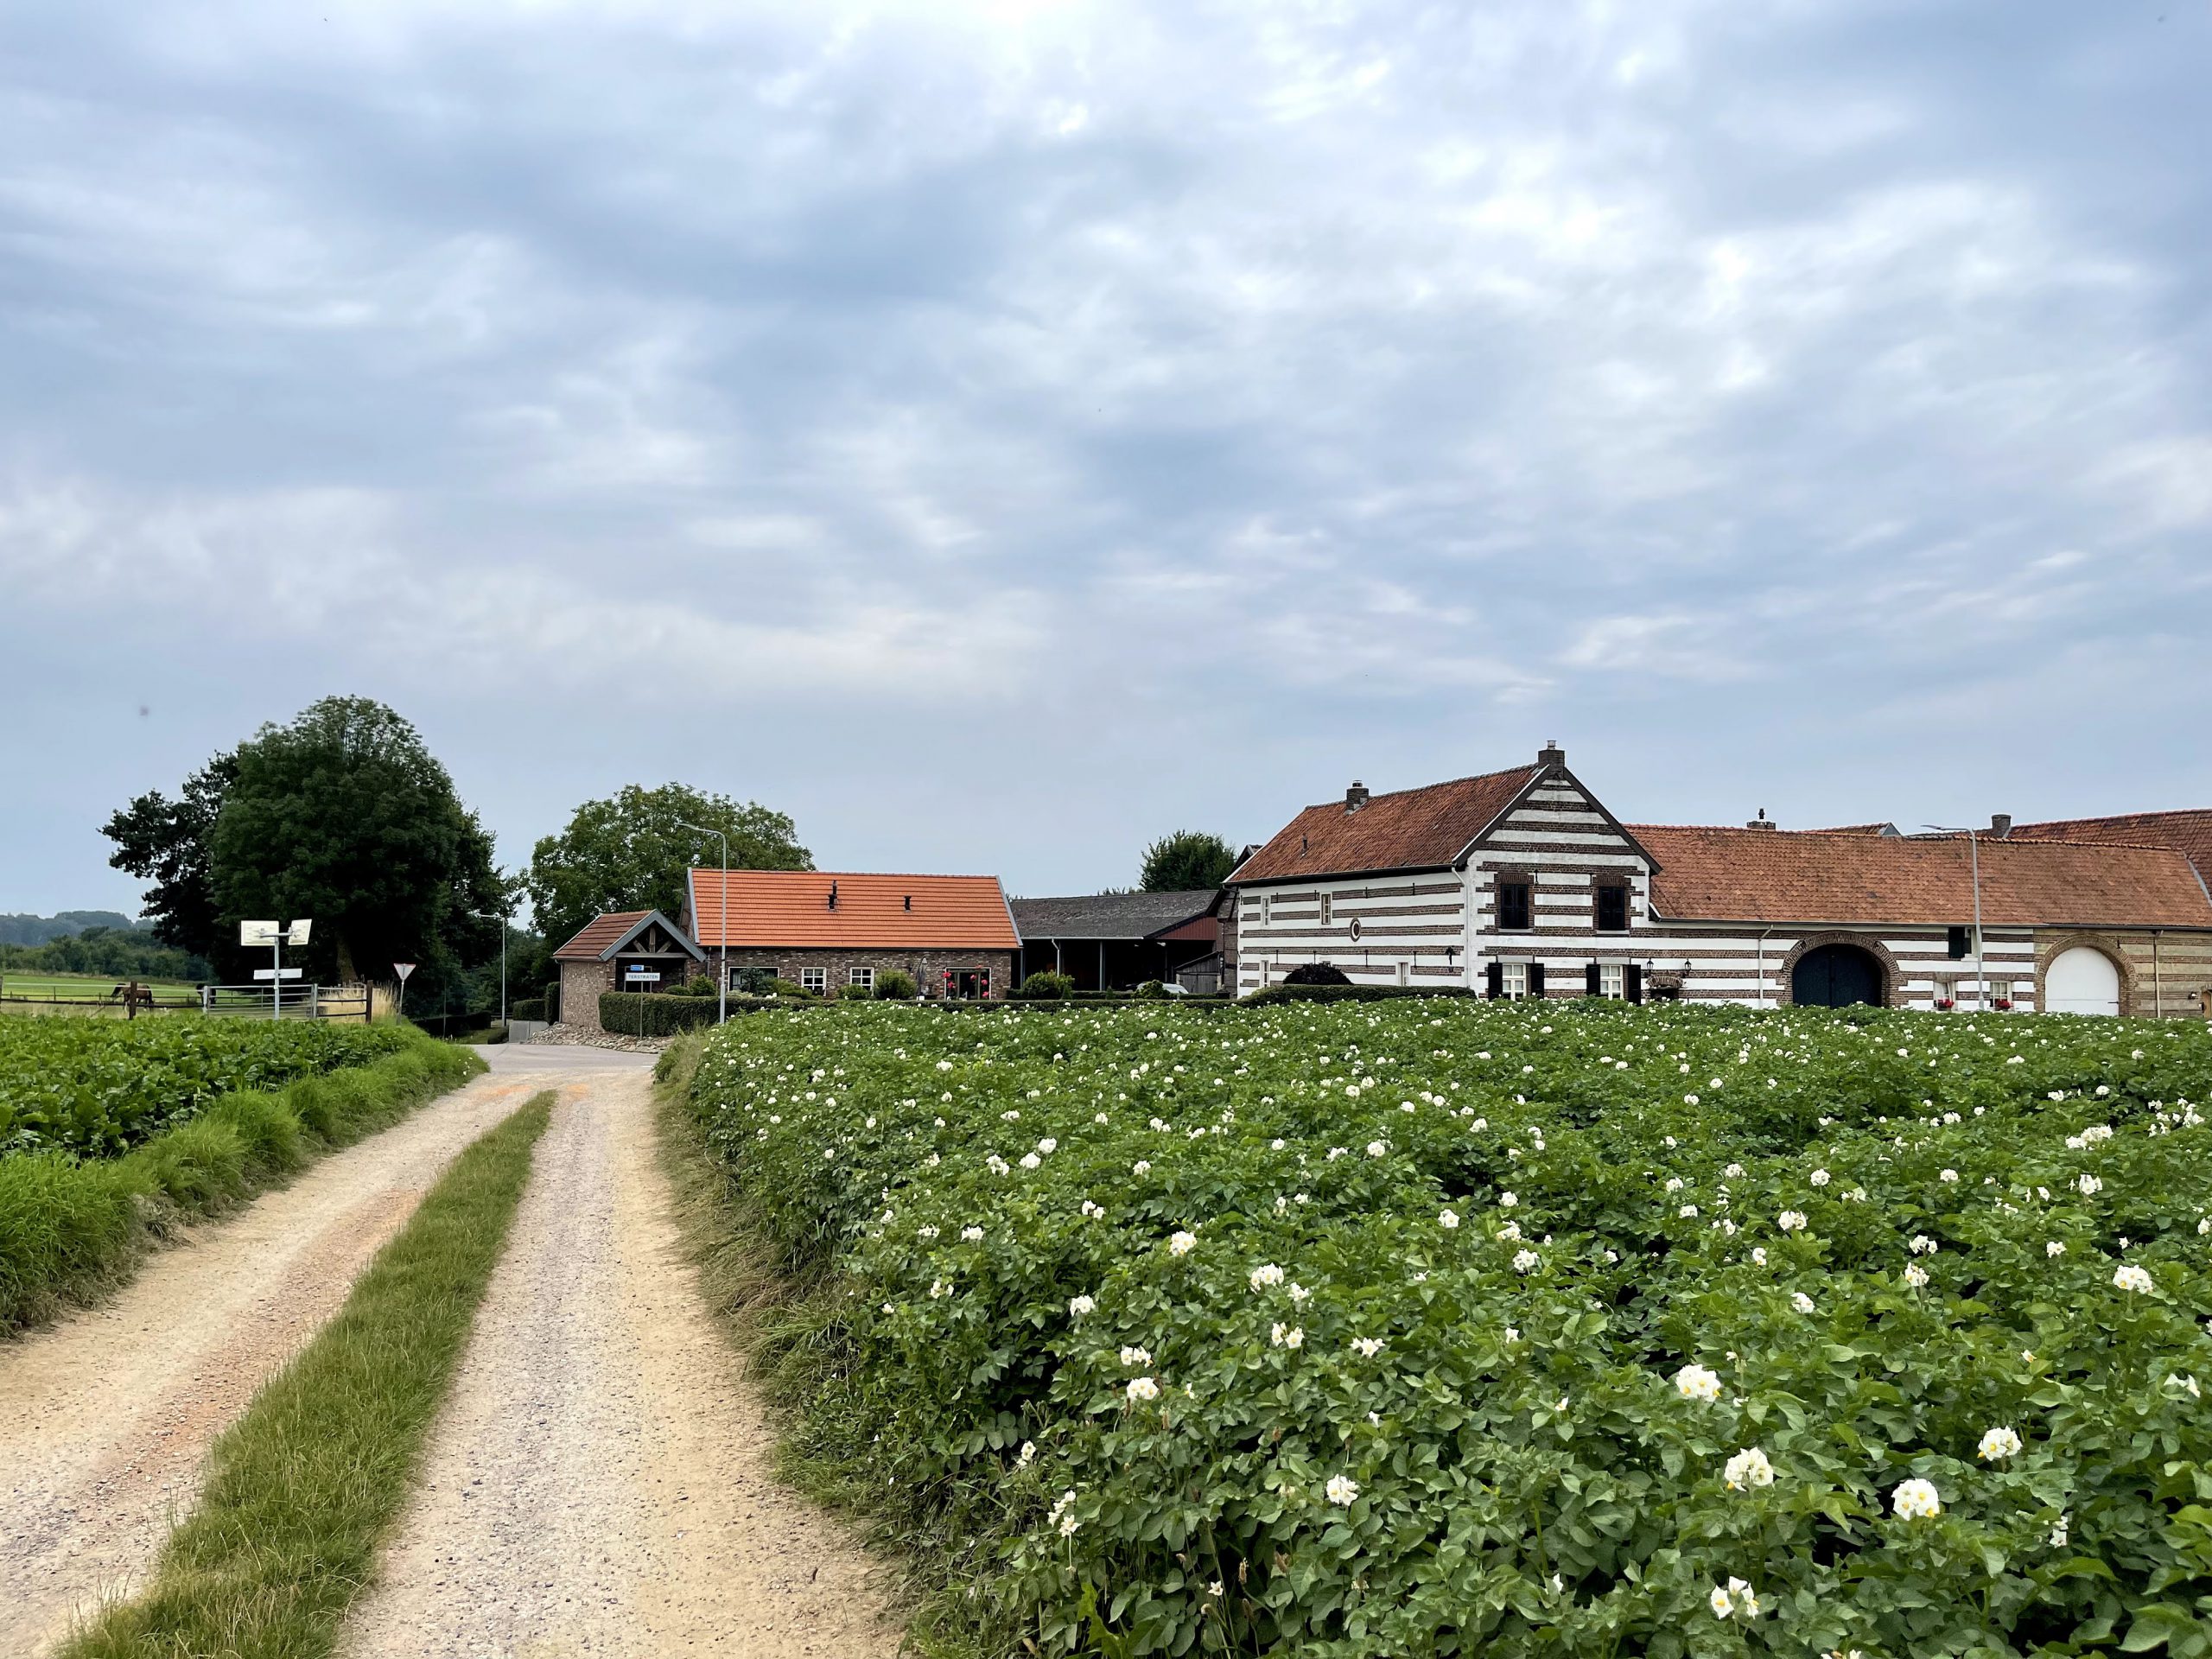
[1230,747,2212,1014]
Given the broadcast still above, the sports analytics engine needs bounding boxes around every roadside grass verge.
[0,1033,485,1334]
[651,1035,953,1656]
[59,1089,556,1659]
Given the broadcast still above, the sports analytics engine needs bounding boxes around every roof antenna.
[828,879,838,911]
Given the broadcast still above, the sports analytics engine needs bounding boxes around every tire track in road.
[336,1065,900,1659]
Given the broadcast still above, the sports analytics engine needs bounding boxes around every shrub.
[684,1001,2212,1659]
[836,982,873,1001]
[874,969,918,1001]
[1281,960,1352,985]
[1135,979,1168,999]
[1017,972,1077,1000]
[733,966,780,998]
[509,996,548,1024]
[768,979,813,1000]
[677,975,720,998]
[596,991,723,1038]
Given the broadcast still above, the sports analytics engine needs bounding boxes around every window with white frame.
[1319,892,1333,926]
[1599,962,1625,1000]
[849,967,874,991]
[1501,961,1529,1000]
[1396,960,1410,986]
[798,966,827,993]
[1987,979,2012,1007]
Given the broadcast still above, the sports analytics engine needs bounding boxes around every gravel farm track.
[0,1045,899,1659]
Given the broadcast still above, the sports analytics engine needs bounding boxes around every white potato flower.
[2113,1263,2154,1294]
[1723,1446,1775,1490]
[2078,1174,2102,1198]
[2047,1241,2066,1258]
[1132,1160,1152,1175]
[1978,1426,2023,1461]
[1512,1249,1540,1274]
[1325,1474,1360,1506]
[1910,1235,1938,1255]
[1068,1294,1096,1317]
[1675,1363,1723,1403]
[1904,1262,1929,1288]
[1809,1169,1832,1186]
[1791,1291,1815,1314]
[1440,1208,1461,1230]
[1168,1230,1197,1256]
[1777,1211,1808,1233]
[1249,1262,1285,1290]
[1126,1376,1161,1402]
[1892,1478,1942,1521]
[1500,1191,1519,1207]
[1351,1336,1386,1357]
[1119,1344,1152,1367]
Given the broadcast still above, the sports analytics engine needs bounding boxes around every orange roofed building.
[683,868,1020,1002]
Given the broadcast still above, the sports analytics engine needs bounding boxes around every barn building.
[1229,744,2212,1016]
[1008,890,1222,991]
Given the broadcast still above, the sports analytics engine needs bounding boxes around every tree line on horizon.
[99,695,1241,1016]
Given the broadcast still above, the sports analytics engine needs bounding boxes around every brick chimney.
[1344,780,1370,812]
[1746,807,1777,830]
[1537,740,1565,770]
[1989,813,2013,838]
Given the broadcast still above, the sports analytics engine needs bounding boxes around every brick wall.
[709,946,1019,998]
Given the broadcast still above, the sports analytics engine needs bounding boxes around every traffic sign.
[251,968,305,981]
[393,963,416,982]
[625,968,662,983]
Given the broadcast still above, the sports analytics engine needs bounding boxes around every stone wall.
[709,946,1018,998]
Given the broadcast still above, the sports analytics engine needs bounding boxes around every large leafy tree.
[207,697,505,992]
[1138,830,1238,893]
[103,751,238,957]
[527,784,811,950]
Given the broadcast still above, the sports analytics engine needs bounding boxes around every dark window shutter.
[1586,962,1602,996]
[1626,963,1644,1004]
[1947,925,1971,959]
[1529,961,1546,999]
[1486,961,1503,999]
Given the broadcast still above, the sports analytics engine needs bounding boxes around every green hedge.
[509,997,547,1023]
[1243,982,1482,1005]
[0,1031,483,1334]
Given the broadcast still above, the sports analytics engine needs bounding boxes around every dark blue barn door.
[1792,944,1883,1007]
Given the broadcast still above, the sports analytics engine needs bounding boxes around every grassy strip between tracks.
[58,1089,556,1659]
[0,1033,484,1334]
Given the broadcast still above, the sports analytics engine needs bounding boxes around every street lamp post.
[677,820,728,1027]
[469,896,511,1028]
[1925,824,1986,1011]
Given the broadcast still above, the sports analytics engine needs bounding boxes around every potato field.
[0,1014,417,1158]
[685,999,2212,1659]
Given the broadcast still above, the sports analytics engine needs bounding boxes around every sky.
[3,0,2209,920]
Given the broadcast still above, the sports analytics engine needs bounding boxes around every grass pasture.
[681,998,2212,1659]
[0,971,200,1009]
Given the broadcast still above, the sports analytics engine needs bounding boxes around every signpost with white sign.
[241,919,313,1020]
[393,962,416,1016]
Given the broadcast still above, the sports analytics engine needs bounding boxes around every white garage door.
[2045,946,2121,1016]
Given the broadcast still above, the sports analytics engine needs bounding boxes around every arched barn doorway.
[1792,943,1885,1008]
[2045,946,2122,1016]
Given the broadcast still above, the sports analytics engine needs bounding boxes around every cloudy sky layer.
[4,0,2208,918]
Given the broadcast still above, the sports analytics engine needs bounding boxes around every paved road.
[0,1053,595,1657]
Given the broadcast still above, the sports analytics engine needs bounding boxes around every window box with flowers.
[1934,996,1955,1011]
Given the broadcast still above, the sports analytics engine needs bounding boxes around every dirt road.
[335,1060,899,1658]
[0,1051,607,1657]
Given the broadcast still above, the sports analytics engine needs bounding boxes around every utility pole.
[677,820,729,1027]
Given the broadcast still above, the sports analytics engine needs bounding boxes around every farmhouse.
[684,868,1020,1001]
[1008,890,1223,992]
[1230,743,2212,1015]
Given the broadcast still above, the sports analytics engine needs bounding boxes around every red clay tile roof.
[2010,810,2212,880]
[689,870,1020,950]
[551,910,652,961]
[1230,765,1543,884]
[1630,824,2212,928]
